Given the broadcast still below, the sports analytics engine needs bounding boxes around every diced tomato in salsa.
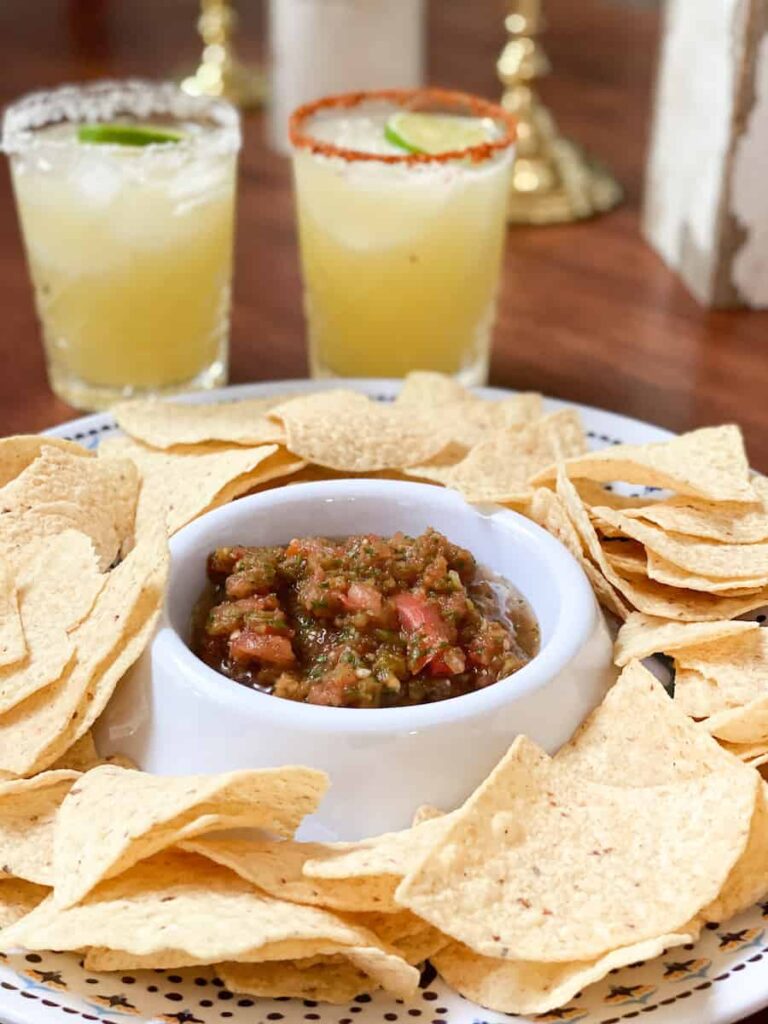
[190,528,538,708]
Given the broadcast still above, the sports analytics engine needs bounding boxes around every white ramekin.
[96,479,615,839]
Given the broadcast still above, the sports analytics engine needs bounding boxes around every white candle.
[269,0,426,153]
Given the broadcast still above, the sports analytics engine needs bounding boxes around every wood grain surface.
[0,8,768,1023]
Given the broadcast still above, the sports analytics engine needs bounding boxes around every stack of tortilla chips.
[615,614,768,767]
[103,374,587,535]
[101,396,303,536]
[0,437,167,780]
[0,762,426,1002]
[526,422,768,776]
[400,662,768,1015]
[527,426,768,621]
[1,663,765,1015]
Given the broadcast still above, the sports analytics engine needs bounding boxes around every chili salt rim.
[289,87,516,165]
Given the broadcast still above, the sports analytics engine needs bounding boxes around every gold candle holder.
[181,0,265,110]
[499,0,622,224]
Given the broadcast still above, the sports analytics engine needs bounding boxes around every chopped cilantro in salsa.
[190,528,539,708]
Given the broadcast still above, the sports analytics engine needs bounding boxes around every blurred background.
[4,0,768,467]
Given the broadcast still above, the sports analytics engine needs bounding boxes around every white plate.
[4,379,759,1024]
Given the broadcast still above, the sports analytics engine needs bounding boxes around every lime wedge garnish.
[384,112,495,155]
[76,123,184,146]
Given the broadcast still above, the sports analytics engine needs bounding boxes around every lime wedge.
[384,112,495,155]
[76,123,184,146]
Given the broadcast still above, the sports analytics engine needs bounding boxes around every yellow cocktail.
[289,89,516,384]
[2,81,240,410]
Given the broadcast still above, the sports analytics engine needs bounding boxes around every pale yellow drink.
[290,91,515,384]
[2,82,240,410]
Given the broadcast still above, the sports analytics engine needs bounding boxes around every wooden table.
[1,9,768,1024]
[2,0,768,470]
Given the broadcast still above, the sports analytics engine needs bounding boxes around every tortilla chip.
[438,399,547,450]
[527,487,583,560]
[557,467,768,620]
[620,577,768,622]
[556,661,738,781]
[720,739,768,766]
[3,850,418,1000]
[704,783,768,922]
[90,944,415,1000]
[396,734,756,962]
[302,812,457,882]
[613,614,759,667]
[0,878,49,931]
[181,836,398,913]
[99,436,292,536]
[593,508,768,582]
[353,910,449,964]
[201,449,305,511]
[411,804,444,827]
[0,446,138,570]
[432,931,696,1016]
[0,531,108,716]
[705,696,768,744]
[623,479,768,543]
[112,396,287,449]
[271,391,453,472]
[408,410,587,502]
[46,561,167,773]
[532,425,757,503]
[54,764,329,907]
[556,661,768,921]
[82,942,337,972]
[673,630,768,711]
[0,436,92,489]
[218,957,375,1002]
[528,481,629,618]
[101,752,138,770]
[48,731,101,773]
[17,530,106,635]
[574,480,651,510]
[0,771,79,885]
[601,540,647,578]
[0,567,25,668]
[583,561,633,620]
[396,372,476,406]
[184,817,457,921]
[672,667,729,718]
[395,376,544,446]
[0,518,168,777]
[645,550,768,593]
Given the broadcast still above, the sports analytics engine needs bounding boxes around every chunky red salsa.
[191,528,539,708]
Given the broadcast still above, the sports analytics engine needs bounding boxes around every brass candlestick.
[499,0,622,224]
[181,0,265,109]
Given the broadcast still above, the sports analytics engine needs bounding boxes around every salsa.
[191,528,539,708]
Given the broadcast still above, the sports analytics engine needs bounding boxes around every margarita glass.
[2,80,241,410]
[289,89,516,384]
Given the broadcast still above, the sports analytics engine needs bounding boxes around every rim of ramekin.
[288,87,517,166]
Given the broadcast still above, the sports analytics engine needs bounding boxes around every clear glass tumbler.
[2,80,241,410]
[289,88,516,385]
